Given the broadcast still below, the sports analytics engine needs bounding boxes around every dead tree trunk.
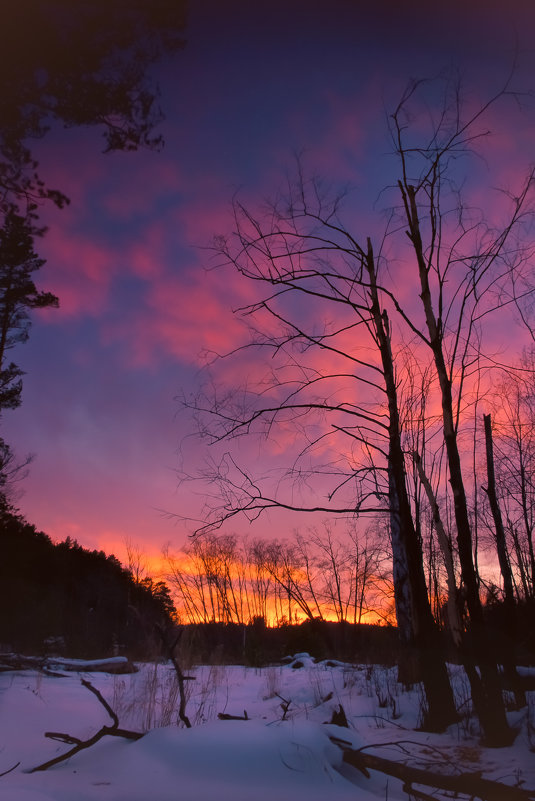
[366,240,458,731]
[402,181,513,746]
[412,451,463,648]
[483,413,525,708]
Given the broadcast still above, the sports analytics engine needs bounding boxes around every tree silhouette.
[0,1,187,498]
[183,74,535,744]
[0,508,176,656]
[1,0,187,215]
[0,209,58,411]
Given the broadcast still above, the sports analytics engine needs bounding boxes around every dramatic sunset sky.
[4,0,535,569]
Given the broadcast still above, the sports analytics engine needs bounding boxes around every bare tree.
[164,543,214,624]
[492,353,535,600]
[262,539,317,623]
[181,75,535,742]
[482,413,525,708]
[124,538,148,585]
[346,523,387,624]
[183,162,458,728]
[165,527,389,627]
[245,538,274,623]
[390,74,535,743]
[292,532,325,620]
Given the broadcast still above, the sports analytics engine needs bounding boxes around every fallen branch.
[218,710,249,720]
[31,679,143,772]
[331,738,535,801]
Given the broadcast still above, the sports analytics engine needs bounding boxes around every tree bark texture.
[366,240,458,731]
[412,451,463,647]
[403,183,512,746]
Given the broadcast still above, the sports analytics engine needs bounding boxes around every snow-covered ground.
[0,655,534,800]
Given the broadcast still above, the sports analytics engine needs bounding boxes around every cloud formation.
[5,0,535,567]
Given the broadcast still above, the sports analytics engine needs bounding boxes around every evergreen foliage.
[0,1,187,501]
[0,0,187,213]
[0,208,58,411]
[0,508,175,658]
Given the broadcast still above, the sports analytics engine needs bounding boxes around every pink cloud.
[102,262,257,368]
[37,229,118,317]
[127,220,171,280]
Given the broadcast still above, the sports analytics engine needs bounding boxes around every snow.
[0,655,533,800]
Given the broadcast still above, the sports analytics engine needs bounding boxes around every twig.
[402,783,440,801]
[0,761,20,777]
[80,678,120,727]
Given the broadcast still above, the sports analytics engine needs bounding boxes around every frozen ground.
[0,655,534,800]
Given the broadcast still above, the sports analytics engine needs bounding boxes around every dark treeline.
[179,618,400,667]
[2,504,534,667]
[150,610,535,669]
[0,509,174,658]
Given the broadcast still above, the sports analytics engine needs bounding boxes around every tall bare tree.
[389,74,535,744]
[492,353,535,600]
[182,75,535,743]
[184,172,458,728]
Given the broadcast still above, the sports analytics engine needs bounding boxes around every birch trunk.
[365,240,457,730]
[403,183,512,745]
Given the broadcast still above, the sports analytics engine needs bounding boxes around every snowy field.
[0,655,534,800]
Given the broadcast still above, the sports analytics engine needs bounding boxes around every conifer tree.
[0,208,58,413]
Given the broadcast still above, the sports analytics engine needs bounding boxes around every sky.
[4,0,535,571]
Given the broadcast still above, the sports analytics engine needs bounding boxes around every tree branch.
[30,679,143,772]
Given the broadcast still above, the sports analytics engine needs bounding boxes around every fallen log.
[331,738,535,801]
[31,679,143,772]
[0,654,44,672]
[0,654,137,674]
[48,657,137,674]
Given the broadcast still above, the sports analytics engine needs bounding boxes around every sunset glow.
[3,0,535,605]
